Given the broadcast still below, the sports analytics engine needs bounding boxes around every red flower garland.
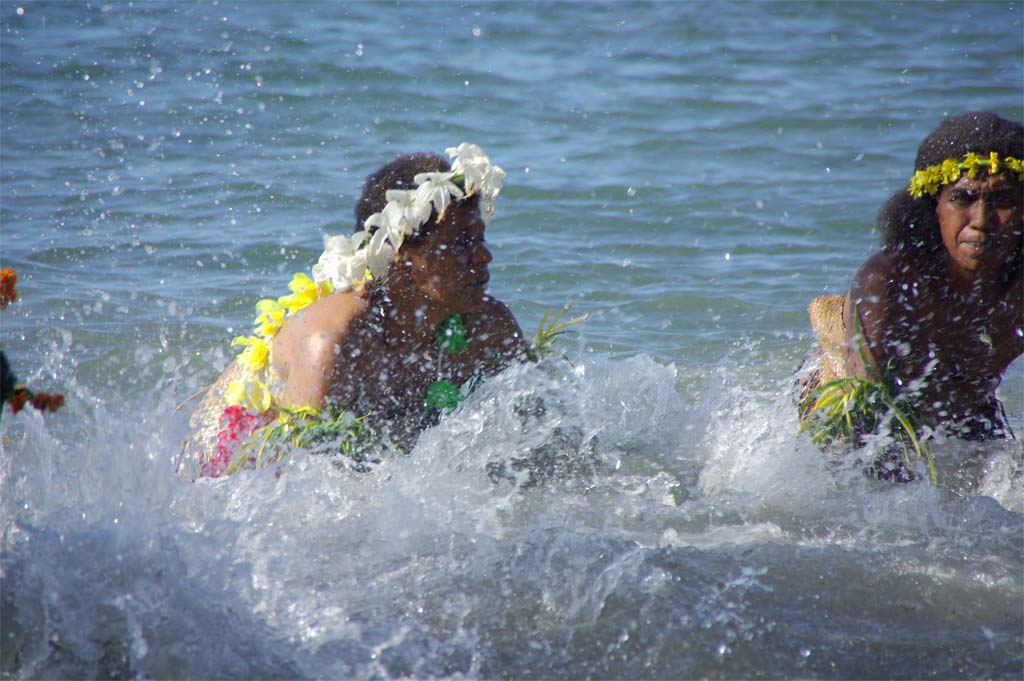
[202,405,269,478]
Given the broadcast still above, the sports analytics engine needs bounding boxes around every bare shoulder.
[849,251,904,301]
[461,297,527,365]
[271,290,368,406]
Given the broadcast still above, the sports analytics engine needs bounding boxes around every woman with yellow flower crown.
[183,145,527,478]
[799,112,1023,482]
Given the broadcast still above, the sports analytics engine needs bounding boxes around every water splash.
[1,350,1020,679]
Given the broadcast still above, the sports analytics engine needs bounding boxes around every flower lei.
[207,143,504,477]
[908,151,1024,198]
[312,142,505,292]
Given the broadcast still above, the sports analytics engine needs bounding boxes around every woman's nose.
[969,199,994,231]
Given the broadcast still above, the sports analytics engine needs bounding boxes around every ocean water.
[2,1,1022,678]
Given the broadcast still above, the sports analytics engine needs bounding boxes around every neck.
[944,263,1003,301]
[375,280,454,349]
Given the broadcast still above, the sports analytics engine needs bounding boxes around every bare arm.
[843,251,925,382]
[844,251,901,380]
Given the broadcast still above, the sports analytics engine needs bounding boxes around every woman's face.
[405,201,493,313]
[936,172,1023,279]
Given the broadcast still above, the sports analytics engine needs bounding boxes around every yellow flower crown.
[907,151,1024,198]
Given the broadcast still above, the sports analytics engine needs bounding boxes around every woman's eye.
[988,193,1018,209]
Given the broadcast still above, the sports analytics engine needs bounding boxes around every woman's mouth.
[959,239,990,254]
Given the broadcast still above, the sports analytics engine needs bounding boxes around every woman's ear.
[400,246,435,298]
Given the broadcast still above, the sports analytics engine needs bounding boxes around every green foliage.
[527,306,588,362]
[799,304,937,483]
[799,376,935,483]
[228,405,378,474]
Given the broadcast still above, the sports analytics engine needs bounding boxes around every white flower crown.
[312,143,506,292]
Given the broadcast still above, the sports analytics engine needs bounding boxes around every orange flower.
[0,268,16,310]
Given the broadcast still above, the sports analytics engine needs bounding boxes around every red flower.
[202,406,268,478]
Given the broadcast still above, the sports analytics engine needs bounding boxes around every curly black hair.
[353,152,479,245]
[879,111,1023,262]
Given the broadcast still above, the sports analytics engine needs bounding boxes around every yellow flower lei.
[226,271,333,411]
[908,151,1024,198]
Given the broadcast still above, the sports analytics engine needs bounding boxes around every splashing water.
[2,345,1020,679]
[2,3,1022,677]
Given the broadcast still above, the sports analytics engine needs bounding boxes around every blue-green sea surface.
[2,2,1022,679]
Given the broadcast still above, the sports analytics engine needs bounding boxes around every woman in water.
[802,112,1022,460]
[186,144,526,476]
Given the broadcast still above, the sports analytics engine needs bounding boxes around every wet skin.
[845,173,1023,430]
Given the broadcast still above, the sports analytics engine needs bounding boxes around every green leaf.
[437,314,467,355]
[424,380,463,413]
[528,305,588,361]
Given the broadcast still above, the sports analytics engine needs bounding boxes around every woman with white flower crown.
[184,144,527,478]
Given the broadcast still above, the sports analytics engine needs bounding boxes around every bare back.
[271,290,526,433]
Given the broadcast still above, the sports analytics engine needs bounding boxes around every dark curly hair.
[879,111,1023,263]
[353,152,478,246]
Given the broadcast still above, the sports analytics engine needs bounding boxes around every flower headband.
[312,143,506,292]
[907,151,1024,198]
